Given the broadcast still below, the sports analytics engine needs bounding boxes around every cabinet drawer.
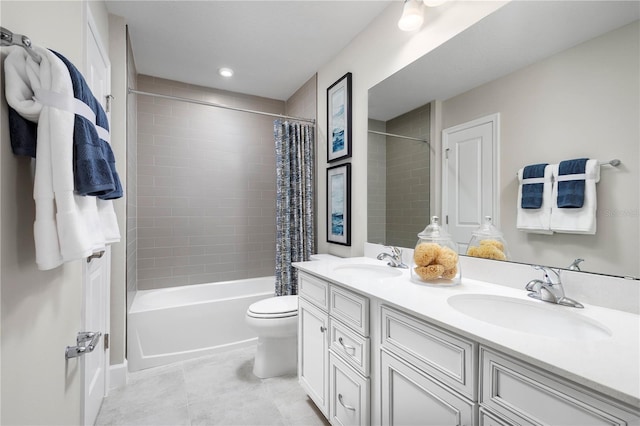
[480,347,640,426]
[479,408,512,426]
[329,352,370,426]
[329,318,370,377]
[381,349,476,426]
[299,273,329,310]
[381,305,477,399]
[330,285,369,336]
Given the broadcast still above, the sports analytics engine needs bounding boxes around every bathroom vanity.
[294,257,640,426]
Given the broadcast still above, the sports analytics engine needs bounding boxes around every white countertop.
[294,256,640,408]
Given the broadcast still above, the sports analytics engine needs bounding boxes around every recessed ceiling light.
[218,67,234,78]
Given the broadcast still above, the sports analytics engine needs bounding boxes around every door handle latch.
[65,331,102,359]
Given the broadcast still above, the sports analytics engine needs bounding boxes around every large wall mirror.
[367,1,639,279]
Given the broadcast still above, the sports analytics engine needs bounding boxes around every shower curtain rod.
[368,130,428,143]
[128,88,316,124]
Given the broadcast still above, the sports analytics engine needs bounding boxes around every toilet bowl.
[245,295,298,378]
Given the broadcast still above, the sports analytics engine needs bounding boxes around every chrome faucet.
[567,258,584,271]
[377,246,409,269]
[525,265,583,308]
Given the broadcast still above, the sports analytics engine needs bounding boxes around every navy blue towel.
[8,106,37,158]
[52,50,123,200]
[557,158,588,208]
[521,163,548,209]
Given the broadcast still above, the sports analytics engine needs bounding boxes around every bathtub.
[128,277,274,371]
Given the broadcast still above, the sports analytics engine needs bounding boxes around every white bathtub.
[128,277,274,371]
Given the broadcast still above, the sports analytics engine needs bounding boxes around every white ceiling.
[105,0,393,101]
[369,1,640,121]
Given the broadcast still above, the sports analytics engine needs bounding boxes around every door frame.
[82,8,112,425]
[441,113,501,232]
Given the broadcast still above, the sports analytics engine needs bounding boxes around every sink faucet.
[525,265,583,308]
[377,246,409,269]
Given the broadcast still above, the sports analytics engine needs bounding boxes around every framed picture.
[326,163,351,246]
[327,72,352,162]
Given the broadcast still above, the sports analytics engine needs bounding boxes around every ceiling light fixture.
[423,0,448,7]
[398,0,424,32]
[218,67,234,78]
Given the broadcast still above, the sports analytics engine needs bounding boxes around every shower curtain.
[274,120,315,296]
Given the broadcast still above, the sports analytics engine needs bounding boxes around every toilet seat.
[247,295,298,319]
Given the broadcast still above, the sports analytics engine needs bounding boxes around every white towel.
[4,47,117,269]
[516,165,553,234]
[550,159,600,234]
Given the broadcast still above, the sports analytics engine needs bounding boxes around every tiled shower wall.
[385,103,431,249]
[367,119,387,245]
[136,75,285,290]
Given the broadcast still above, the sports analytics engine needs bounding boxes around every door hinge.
[104,333,109,350]
[105,94,114,112]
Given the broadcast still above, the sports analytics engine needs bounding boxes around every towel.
[521,163,548,209]
[516,164,553,234]
[550,159,600,234]
[51,50,123,200]
[8,106,37,157]
[5,46,91,268]
[557,158,588,208]
[4,46,120,269]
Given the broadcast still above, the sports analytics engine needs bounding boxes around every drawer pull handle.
[338,393,356,411]
[338,337,356,354]
[320,326,327,333]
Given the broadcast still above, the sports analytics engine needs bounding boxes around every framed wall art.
[326,163,351,246]
[326,72,352,162]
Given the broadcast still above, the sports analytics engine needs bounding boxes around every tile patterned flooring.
[96,346,330,426]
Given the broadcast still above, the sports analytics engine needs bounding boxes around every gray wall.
[385,104,431,249]
[442,21,639,277]
[367,105,431,249]
[136,76,284,290]
[367,119,387,245]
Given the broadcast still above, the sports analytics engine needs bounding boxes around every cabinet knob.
[320,326,327,333]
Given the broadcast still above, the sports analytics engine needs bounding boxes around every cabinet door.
[329,352,370,426]
[381,350,476,426]
[480,347,640,426]
[299,298,329,416]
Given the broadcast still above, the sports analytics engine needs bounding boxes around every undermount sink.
[447,294,612,340]
[332,264,403,280]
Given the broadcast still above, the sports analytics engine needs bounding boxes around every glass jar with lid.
[466,216,510,261]
[411,216,461,286]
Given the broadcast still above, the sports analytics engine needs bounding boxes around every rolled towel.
[521,163,548,209]
[557,158,588,208]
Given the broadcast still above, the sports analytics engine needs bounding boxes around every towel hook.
[0,26,41,63]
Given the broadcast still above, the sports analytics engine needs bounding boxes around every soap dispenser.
[411,216,461,286]
[466,216,510,261]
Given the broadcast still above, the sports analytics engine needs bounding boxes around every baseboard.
[109,360,128,390]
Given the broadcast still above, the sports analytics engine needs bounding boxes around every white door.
[298,299,329,416]
[442,114,499,254]
[83,13,111,426]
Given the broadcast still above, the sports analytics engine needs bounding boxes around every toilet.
[245,295,299,378]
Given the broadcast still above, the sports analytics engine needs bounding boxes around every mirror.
[367,1,639,278]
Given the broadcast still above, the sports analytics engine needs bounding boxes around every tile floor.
[96,346,330,426]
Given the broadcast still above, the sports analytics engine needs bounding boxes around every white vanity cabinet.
[479,347,640,426]
[298,272,371,425]
[380,305,478,425]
